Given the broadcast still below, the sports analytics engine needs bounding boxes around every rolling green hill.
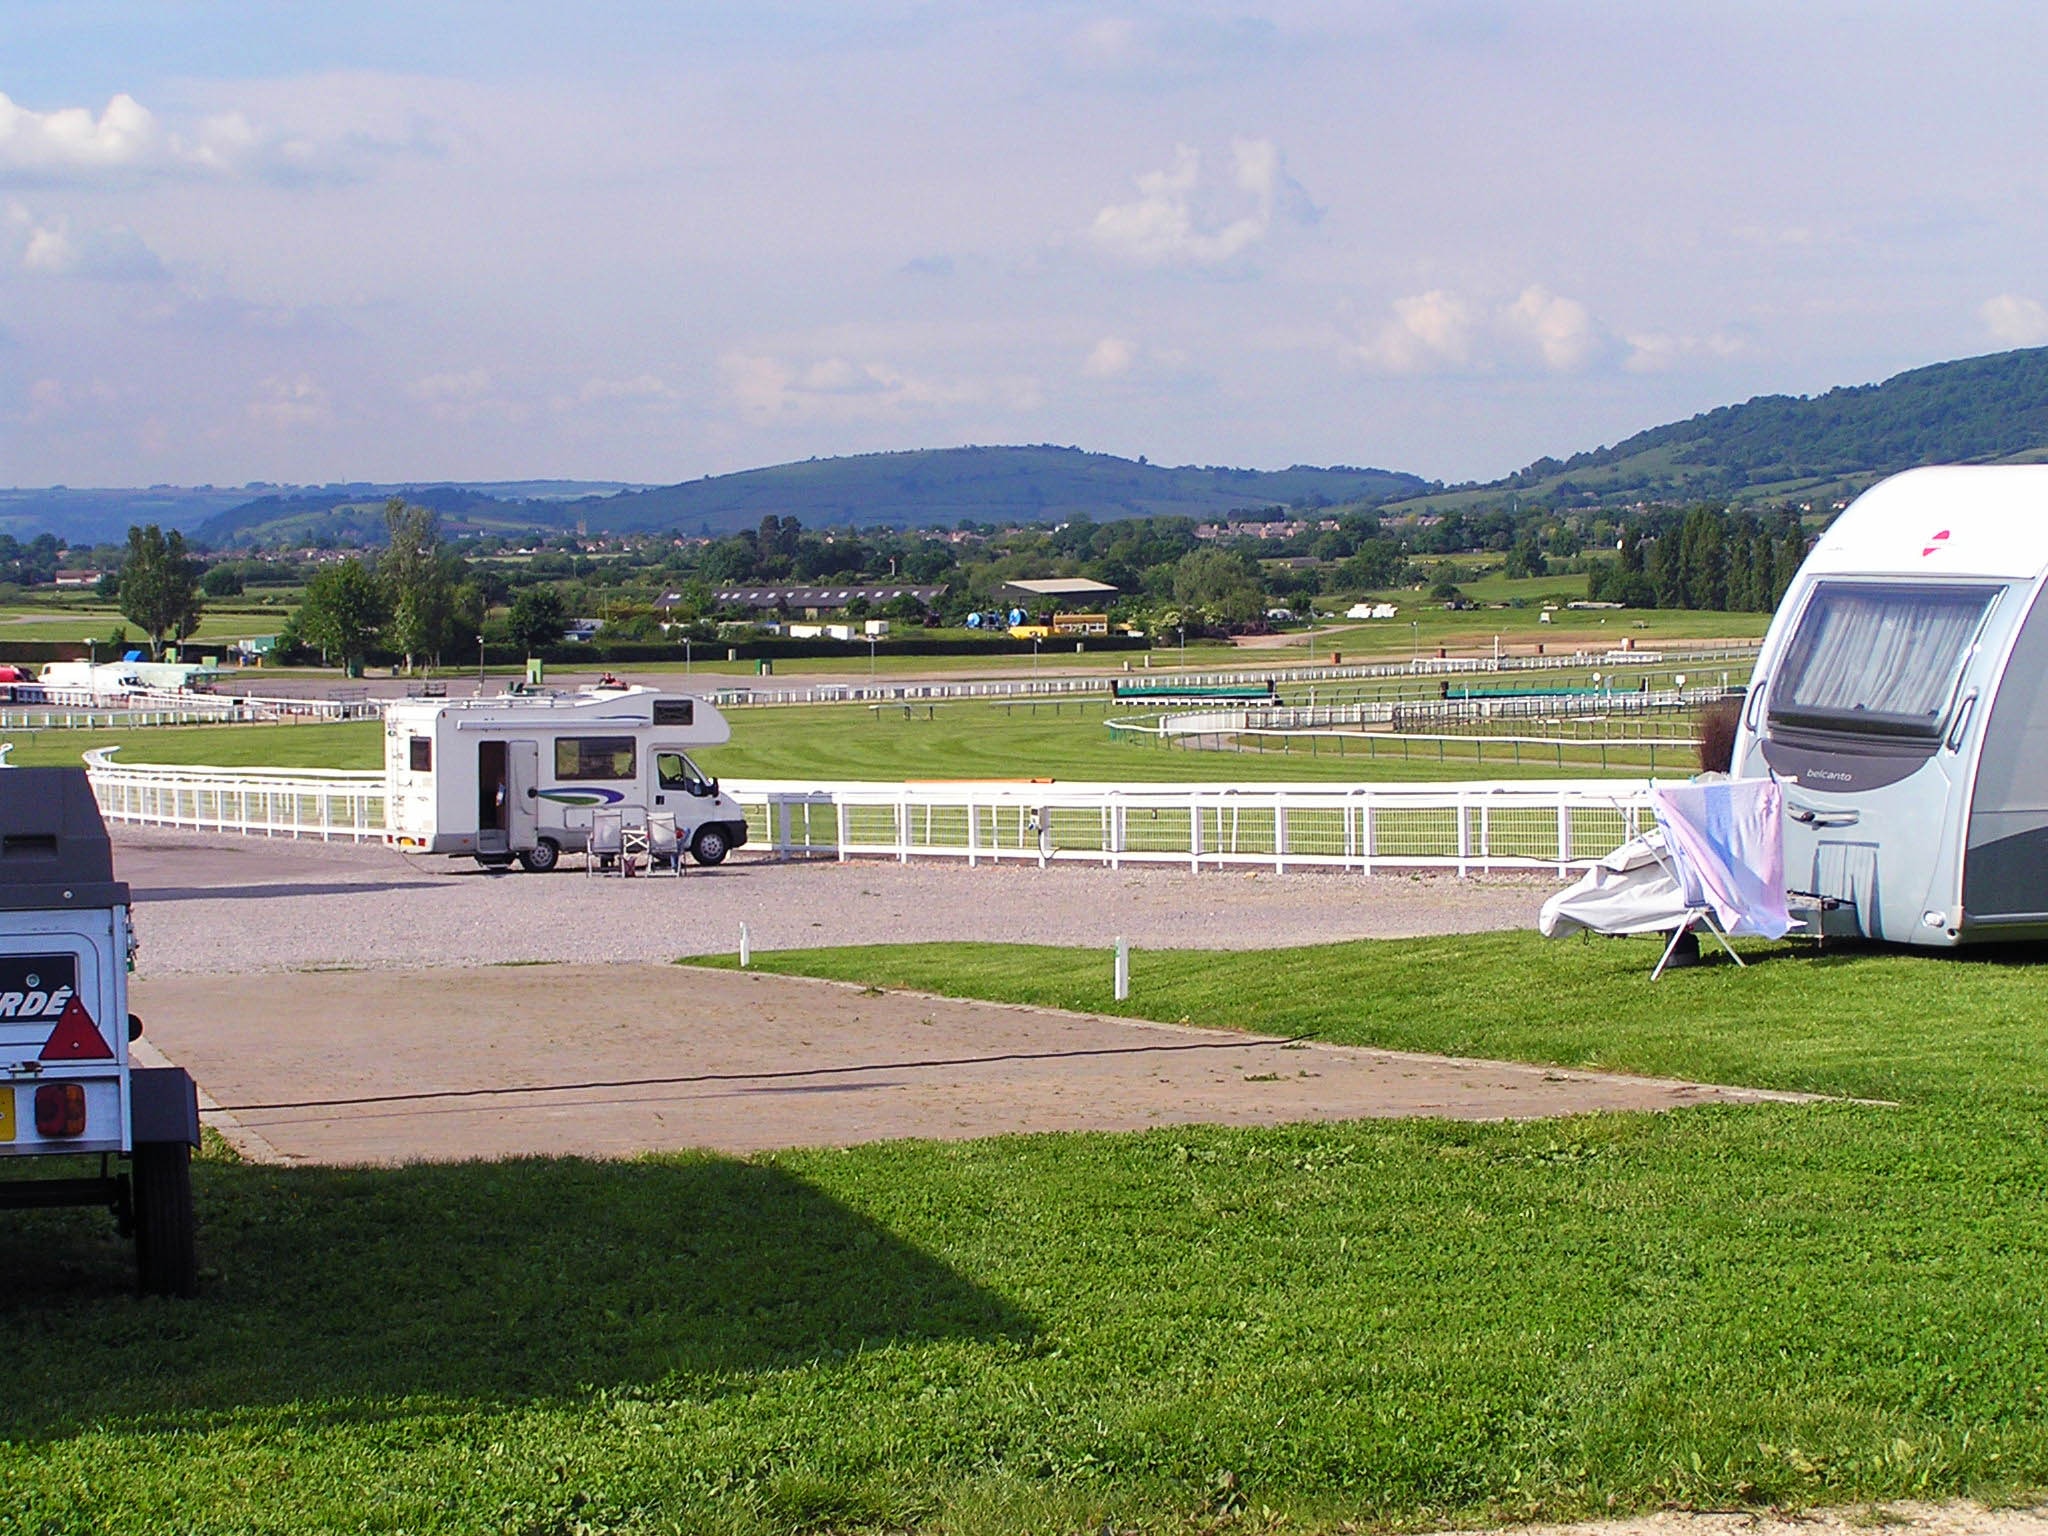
[549,446,1426,536]
[1393,346,2048,512]
[184,448,1426,546]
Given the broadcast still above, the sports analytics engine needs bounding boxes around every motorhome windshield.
[1770,581,1999,738]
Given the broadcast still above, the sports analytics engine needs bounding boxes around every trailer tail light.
[34,1082,85,1138]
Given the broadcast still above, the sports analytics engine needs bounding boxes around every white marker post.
[739,922,752,969]
[1114,936,1130,1001]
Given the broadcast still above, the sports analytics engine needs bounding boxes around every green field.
[11,935,2048,1533]
[3,691,1703,782]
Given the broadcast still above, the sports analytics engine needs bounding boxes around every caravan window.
[1770,581,1999,738]
[409,736,432,773]
[555,735,637,780]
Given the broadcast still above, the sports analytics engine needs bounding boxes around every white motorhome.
[384,685,750,871]
[1733,466,2048,945]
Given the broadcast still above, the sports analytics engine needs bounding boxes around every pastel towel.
[1649,778,1791,940]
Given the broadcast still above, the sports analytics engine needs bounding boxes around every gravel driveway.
[113,827,1557,976]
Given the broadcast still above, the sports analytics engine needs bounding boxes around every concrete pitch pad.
[130,965,1812,1166]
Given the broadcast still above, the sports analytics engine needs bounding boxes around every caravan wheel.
[518,839,561,873]
[691,826,731,866]
[132,1140,198,1298]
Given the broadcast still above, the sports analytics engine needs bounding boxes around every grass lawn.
[8,934,2048,1532]
[0,718,384,771]
[4,698,1677,782]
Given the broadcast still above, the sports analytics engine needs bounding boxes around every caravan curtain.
[1773,582,1998,735]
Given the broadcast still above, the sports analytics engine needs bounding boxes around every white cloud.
[1623,329,1746,373]
[0,92,156,173]
[0,89,377,185]
[721,352,1039,424]
[1088,139,1313,269]
[1981,294,2048,348]
[574,374,674,405]
[7,201,165,280]
[247,375,332,431]
[1499,285,1598,370]
[407,368,534,425]
[24,376,120,421]
[1355,290,1477,372]
[1082,336,1136,378]
[1354,286,1612,374]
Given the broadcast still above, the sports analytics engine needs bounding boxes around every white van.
[384,684,750,871]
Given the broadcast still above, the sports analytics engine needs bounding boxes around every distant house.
[998,577,1119,608]
[53,569,103,588]
[700,585,943,617]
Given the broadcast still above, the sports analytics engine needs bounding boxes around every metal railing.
[82,749,387,841]
[712,643,1759,708]
[730,777,1657,876]
[71,752,1659,875]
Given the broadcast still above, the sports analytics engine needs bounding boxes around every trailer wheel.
[691,825,731,866]
[517,839,561,873]
[132,1140,197,1298]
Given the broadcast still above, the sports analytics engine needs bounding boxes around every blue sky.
[4,2,2046,489]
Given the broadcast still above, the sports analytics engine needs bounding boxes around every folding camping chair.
[586,809,625,876]
[1643,780,1792,981]
[644,812,683,876]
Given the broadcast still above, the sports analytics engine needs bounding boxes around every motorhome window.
[656,751,709,792]
[409,736,432,773]
[1770,581,1999,738]
[652,699,694,726]
[556,736,636,780]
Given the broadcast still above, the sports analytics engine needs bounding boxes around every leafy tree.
[378,498,458,673]
[1170,548,1264,628]
[295,559,388,673]
[118,524,204,659]
[508,585,568,654]
[200,565,244,598]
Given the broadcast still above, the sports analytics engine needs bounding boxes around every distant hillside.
[0,486,258,546]
[560,446,1428,537]
[183,448,1426,546]
[1395,347,2048,512]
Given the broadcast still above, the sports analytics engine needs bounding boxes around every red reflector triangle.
[41,995,112,1062]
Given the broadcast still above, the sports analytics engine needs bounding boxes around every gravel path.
[113,826,1555,977]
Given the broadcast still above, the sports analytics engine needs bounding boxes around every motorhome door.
[507,740,539,850]
[477,740,510,855]
[477,740,541,854]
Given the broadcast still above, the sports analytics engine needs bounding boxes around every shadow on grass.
[0,1152,1031,1439]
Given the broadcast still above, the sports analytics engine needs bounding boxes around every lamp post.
[1032,636,1040,673]
[1177,625,1186,669]
[684,636,692,676]
[477,634,486,687]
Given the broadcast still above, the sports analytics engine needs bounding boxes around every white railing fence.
[69,751,1659,875]
[730,778,1658,876]
[81,749,387,841]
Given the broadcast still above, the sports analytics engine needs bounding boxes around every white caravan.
[384,685,750,871]
[1733,465,2048,945]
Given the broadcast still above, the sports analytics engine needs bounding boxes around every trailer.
[384,684,751,871]
[0,768,200,1295]
[1733,465,2048,945]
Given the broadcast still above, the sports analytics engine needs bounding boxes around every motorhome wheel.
[691,826,730,865]
[517,839,561,873]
